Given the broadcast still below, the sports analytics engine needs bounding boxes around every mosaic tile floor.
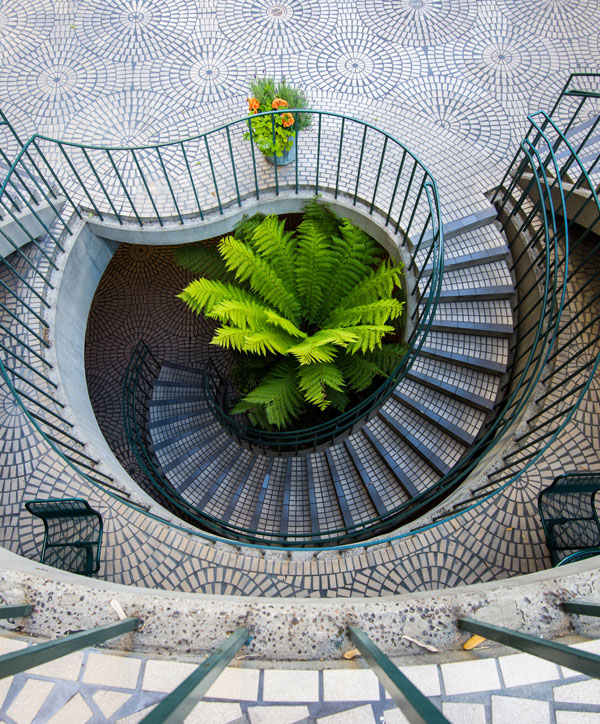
[2,632,600,723]
[0,1,599,221]
[0,0,599,596]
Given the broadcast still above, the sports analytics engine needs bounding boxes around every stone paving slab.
[2,633,600,723]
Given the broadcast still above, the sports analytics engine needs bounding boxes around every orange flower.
[247,97,260,113]
[281,112,295,128]
[271,97,289,110]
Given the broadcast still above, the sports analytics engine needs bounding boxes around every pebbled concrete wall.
[1,548,599,661]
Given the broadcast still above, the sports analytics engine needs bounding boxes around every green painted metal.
[348,627,450,724]
[25,498,103,576]
[0,605,33,619]
[562,599,600,615]
[140,628,249,724]
[0,618,139,679]
[458,618,600,678]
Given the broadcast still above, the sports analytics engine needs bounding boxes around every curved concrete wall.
[1,547,599,661]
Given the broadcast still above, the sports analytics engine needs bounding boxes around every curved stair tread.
[409,356,501,410]
[394,378,485,445]
[343,434,411,513]
[425,298,514,337]
[363,416,439,495]
[417,330,509,368]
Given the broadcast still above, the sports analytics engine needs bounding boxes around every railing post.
[348,627,450,724]
[0,618,139,679]
[458,618,600,678]
[140,627,249,724]
[0,605,33,619]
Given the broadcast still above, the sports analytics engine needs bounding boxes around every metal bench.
[25,498,103,576]
[538,473,600,565]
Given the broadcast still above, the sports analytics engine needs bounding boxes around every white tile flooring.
[2,632,600,723]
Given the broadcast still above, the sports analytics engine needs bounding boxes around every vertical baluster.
[180,141,204,219]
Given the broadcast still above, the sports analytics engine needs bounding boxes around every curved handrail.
[1,100,600,551]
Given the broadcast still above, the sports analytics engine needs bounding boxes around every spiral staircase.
[0,72,600,720]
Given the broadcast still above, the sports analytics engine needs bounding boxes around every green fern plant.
[176,200,406,429]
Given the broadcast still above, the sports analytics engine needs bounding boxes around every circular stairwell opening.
[84,205,417,544]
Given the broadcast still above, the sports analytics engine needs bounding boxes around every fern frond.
[337,354,381,392]
[232,359,303,428]
[233,212,266,241]
[324,299,404,328]
[209,325,249,352]
[250,215,297,291]
[173,243,239,283]
[294,220,334,324]
[178,279,264,320]
[325,385,350,412]
[362,342,409,376]
[264,310,306,339]
[336,260,404,310]
[218,236,301,323]
[345,324,394,353]
[287,328,359,365]
[299,198,341,240]
[317,218,380,321]
[297,362,345,411]
[211,298,269,328]
[242,328,298,356]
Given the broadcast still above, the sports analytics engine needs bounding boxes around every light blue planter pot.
[264,136,296,166]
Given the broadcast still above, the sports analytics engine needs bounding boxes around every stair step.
[416,330,509,370]
[149,406,209,428]
[324,448,359,529]
[177,439,235,496]
[346,430,412,511]
[151,420,217,452]
[435,285,514,302]
[361,426,421,498]
[161,428,227,474]
[424,245,510,273]
[158,361,203,382]
[306,456,321,536]
[395,377,485,444]
[391,389,476,445]
[379,408,453,476]
[343,439,388,517]
[418,345,505,374]
[407,368,496,412]
[222,454,261,528]
[250,458,276,532]
[426,298,514,337]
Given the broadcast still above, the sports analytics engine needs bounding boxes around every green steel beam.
[0,618,139,679]
[0,605,33,619]
[348,627,450,724]
[140,627,249,724]
[458,618,600,678]
[562,601,600,618]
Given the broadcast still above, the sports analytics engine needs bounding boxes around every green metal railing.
[1,76,600,555]
[121,75,600,545]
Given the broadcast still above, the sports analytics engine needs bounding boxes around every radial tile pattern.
[391,76,513,162]
[75,0,199,62]
[431,10,563,108]
[141,37,260,107]
[0,0,54,65]
[496,0,600,39]
[215,0,338,56]
[356,0,478,47]
[0,38,125,119]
